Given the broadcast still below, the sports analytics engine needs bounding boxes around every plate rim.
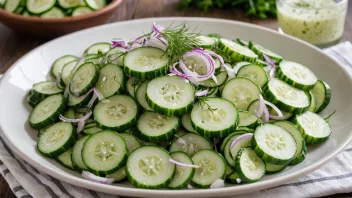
[1,17,352,197]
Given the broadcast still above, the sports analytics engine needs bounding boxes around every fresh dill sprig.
[160,22,201,63]
[197,97,218,112]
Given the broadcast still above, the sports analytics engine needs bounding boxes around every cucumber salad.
[26,22,333,189]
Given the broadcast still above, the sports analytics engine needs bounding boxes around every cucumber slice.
[72,6,93,16]
[106,167,127,182]
[27,0,56,14]
[221,77,261,110]
[222,133,242,169]
[94,95,139,131]
[182,52,220,75]
[249,41,283,62]
[126,146,175,189]
[196,35,217,49]
[85,55,104,66]
[29,94,66,129]
[63,107,75,119]
[307,91,317,112]
[235,147,265,183]
[237,64,268,87]
[293,111,331,144]
[104,47,126,66]
[82,130,128,176]
[226,165,233,176]
[191,98,239,138]
[124,47,169,79]
[135,80,153,111]
[5,0,21,13]
[55,147,74,170]
[40,7,65,18]
[277,61,318,90]
[95,64,125,98]
[84,42,110,55]
[263,78,310,114]
[125,77,141,98]
[236,38,249,46]
[137,111,179,142]
[226,171,241,184]
[252,124,296,165]
[37,122,76,157]
[238,111,259,129]
[84,0,105,10]
[181,113,197,133]
[169,133,212,156]
[51,55,79,79]
[168,152,195,189]
[58,0,84,9]
[146,76,195,116]
[82,126,102,135]
[61,60,78,86]
[207,87,219,97]
[119,133,141,154]
[191,149,226,188]
[175,129,187,137]
[72,135,89,171]
[22,10,31,16]
[236,127,255,133]
[265,162,286,174]
[311,80,331,113]
[230,133,253,164]
[274,121,307,165]
[67,92,93,108]
[219,38,258,63]
[199,71,228,88]
[70,62,99,96]
[28,81,64,107]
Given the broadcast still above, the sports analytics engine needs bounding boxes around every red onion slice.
[93,88,104,101]
[263,54,276,79]
[195,89,209,97]
[174,135,187,145]
[230,133,253,150]
[59,111,92,123]
[77,121,85,133]
[204,49,236,78]
[256,94,265,118]
[82,171,115,184]
[111,39,130,50]
[145,37,167,51]
[169,159,199,168]
[263,106,270,122]
[183,50,215,80]
[264,100,283,117]
[63,83,70,98]
[210,179,225,189]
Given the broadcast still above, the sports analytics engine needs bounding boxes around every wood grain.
[0,0,351,197]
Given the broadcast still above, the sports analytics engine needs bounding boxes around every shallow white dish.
[0,17,351,197]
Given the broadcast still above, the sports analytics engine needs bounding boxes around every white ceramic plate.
[0,17,351,197]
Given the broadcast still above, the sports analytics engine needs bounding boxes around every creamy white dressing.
[277,0,347,46]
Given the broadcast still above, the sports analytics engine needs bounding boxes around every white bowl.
[0,17,351,197]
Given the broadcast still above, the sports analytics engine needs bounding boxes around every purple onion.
[169,159,199,168]
[264,100,283,117]
[263,106,270,122]
[230,133,253,150]
[195,89,209,97]
[82,171,115,184]
[256,94,265,118]
[59,111,92,123]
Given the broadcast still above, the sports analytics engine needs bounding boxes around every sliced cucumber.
[72,135,89,171]
[252,124,296,165]
[4,0,21,12]
[95,64,125,98]
[293,111,331,144]
[207,87,219,97]
[274,121,307,165]
[55,147,74,170]
[51,55,79,79]
[67,92,93,108]
[63,107,75,119]
[222,133,242,169]
[84,0,105,10]
[137,111,179,142]
[82,130,128,176]
[70,62,99,96]
[182,52,220,75]
[126,146,175,189]
[84,42,110,55]
[307,91,317,112]
[191,98,239,138]
[124,47,169,79]
[104,47,126,66]
[22,10,31,16]
[181,113,197,133]
[94,95,139,131]
[277,61,318,90]
[175,129,187,137]
[82,126,102,135]
[61,60,78,86]
[221,77,261,110]
[40,7,65,18]
[236,38,249,46]
[146,75,195,116]
[311,80,331,113]
[230,133,253,164]
[191,149,226,188]
[219,38,258,63]
[226,171,241,184]
[58,0,85,9]
[265,162,286,174]
[199,71,228,88]
[119,133,141,154]
[72,6,93,16]
[237,64,268,87]
[238,111,259,129]
[27,81,63,107]
[106,167,127,182]
[196,35,217,49]
[263,78,310,114]
[135,80,153,111]
[168,152,195,189]
[125,77,141,98]
[37,122,76,157]
[235,147,265,183]
[29,94,66,129]
[27,0,56,14]
[249,41,283,62]
[169,133,212,156]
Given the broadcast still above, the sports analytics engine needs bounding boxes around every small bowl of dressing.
[276,0,348,48]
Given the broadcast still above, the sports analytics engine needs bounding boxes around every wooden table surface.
[0,0,351,197]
